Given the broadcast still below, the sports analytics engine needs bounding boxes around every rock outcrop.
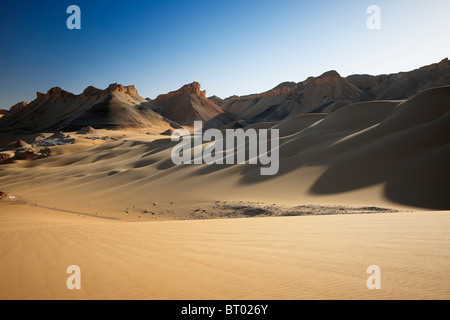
[0,83,174,134]
[9,102,29,113]
[36,87,75,100]
[76,126,98,134]
[148,81,234,127]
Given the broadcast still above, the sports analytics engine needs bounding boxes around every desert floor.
[1,201,449,300]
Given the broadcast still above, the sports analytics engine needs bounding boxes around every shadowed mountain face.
[218,58,450,122]
[0,84,174,134]
[147,82,234,128]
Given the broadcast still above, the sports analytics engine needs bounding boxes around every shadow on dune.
[237,87,450,210]
[383,143,450,209]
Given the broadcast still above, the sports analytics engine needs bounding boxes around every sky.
[0,0,449,109]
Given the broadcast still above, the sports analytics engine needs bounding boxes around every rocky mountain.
[219,58,450,122]
[147,82,234,128]
[0,83,176,134]
[347,58,450,100]
[207,95,224,107]
[2,59,449,133]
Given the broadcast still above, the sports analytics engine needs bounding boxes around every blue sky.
[1,0,449,109]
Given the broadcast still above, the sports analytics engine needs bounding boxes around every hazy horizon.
[1,0,450,109]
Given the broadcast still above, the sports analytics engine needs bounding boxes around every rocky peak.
[9,101,29,113]
[318,70,341,79]
[180,82,206,96]
[412,58,450,73]
[36,87,75,99]
[433,57,450,70]
[81,84,139,97]
[306,70,343,85]
[82,86,103,97]
[208,95,224,106]
[273,81,297,90]
[438,57,449,66]
[106,83,139,96]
